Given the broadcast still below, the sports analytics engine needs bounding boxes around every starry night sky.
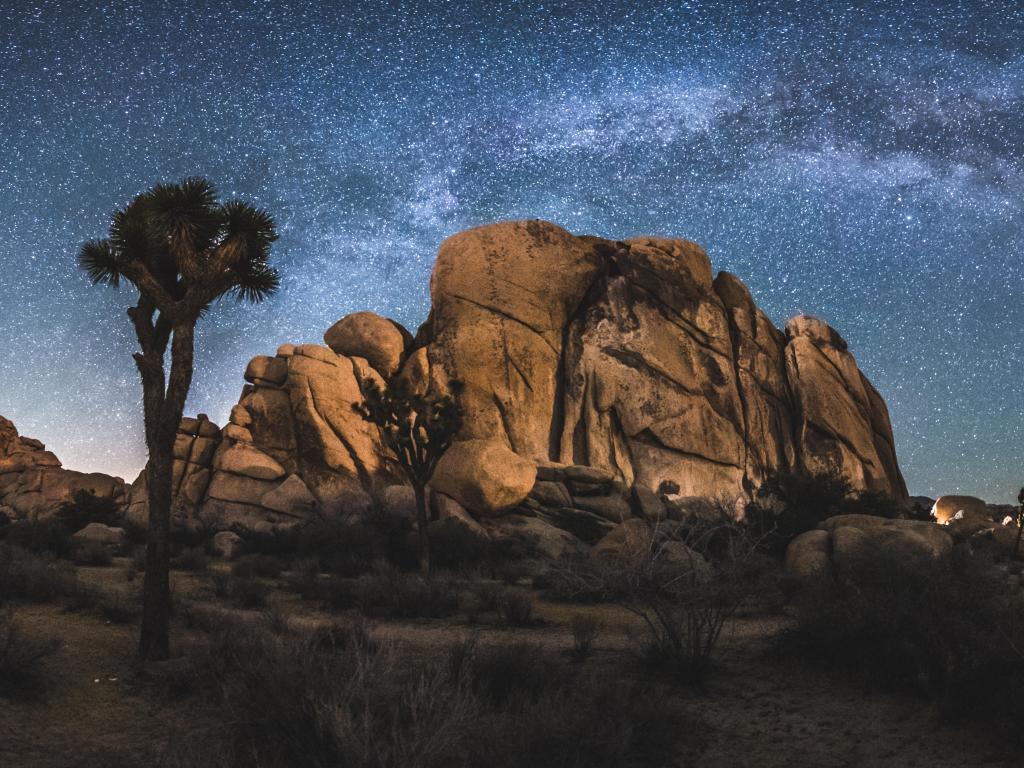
[0,1,1021,501]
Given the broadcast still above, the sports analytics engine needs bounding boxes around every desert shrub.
[231,553,284,580]
[55,489,120,532]
[63,581,141,623]
[260,607,291,635]
[348,565,460,619]
[454,640,565,707]
[0,608,59,700]
[0,544,79,603]
[309,618,381,656]
[301,517,385,575]
[283,557,321,599]
[229,578,271,609]
[787,545,1024,742]
[845,488,904,520]
[549,519,763,685]
[495,588,535,627]
[239,525,302,560]
[209,570,231,598]
[130,546,147,571]
[172,546,209,572]
[745,468,854,555]
[95,589,141,624]
[570,613,602,659]
[428,519,489,571]
[73,540,114,567]
[163,612,685,768]
[459,581,500,623]
[3,516,74,558]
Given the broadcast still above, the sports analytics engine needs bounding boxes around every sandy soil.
[0,563,1019,768]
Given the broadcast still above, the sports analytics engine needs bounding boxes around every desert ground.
[1,547,1019,768]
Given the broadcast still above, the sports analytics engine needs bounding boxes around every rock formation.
[20,220,910,556]
[420,221,907,503]
[0,416,127,521]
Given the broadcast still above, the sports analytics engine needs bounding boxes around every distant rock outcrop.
[0,416,127,521]
[121,221,910,550]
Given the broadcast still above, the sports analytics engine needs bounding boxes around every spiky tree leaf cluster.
[353,376,463,576]
[79,177,278,660]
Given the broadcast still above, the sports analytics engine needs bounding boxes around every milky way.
[0,0,1021,501]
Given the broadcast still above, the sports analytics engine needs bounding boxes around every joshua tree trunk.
[1014,510,1024,562]
[414,481,431,578]
[136,321,195,661]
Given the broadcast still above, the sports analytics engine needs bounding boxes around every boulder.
[119,220,910,555]
[432,491,487,536]
[784,529,832,580]
[323,311,410,378]
[931,495,989,524]
[430,439,536,516]
[72,522,127,552]
[381,484,417,519]
[787,515,954,586]
[593,518,655,562]
[481,514,586,561]
[212,531,243,560]
[571,494,633,523]
[632,484,667,522]
[529,480,572,509]
[0,416,128,521]
[260,474,317,517]
[214,443,286,481]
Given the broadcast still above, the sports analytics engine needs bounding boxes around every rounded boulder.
[429,439,536,516]
[323,311,410,378]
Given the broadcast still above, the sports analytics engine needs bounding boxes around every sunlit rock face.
[0,415,127,521]
[142,219,908,536]
[422,221,908,502]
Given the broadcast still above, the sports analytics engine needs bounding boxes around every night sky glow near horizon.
[0,1,1021,502]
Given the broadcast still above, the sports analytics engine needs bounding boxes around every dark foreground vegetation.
[2,474,1023,766]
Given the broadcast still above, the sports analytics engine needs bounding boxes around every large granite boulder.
[430,439,536,516]
[785,316,907,498]
[784,515,954,583]
[0,416,128,521]
[127,220,910,553]
[323,311,411,378]
[930,495,989,524]
[423,222,907,507]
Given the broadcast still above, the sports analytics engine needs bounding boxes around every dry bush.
[570,613,602,659]
[495,588,534,627]
[545,515,767,684]
[172,546,209,572]
[0,607,59,700]
[72,540,114,567]
[228,578,270,609]
[0,544,80,603]
[154,615,686,768]
[231,553,284,580]
[786,545,1024,743]
[324,564,460,619]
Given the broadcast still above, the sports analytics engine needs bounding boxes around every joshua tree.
[353,376,463,577]
[79,178,278,660]
[1014,487,1024,561]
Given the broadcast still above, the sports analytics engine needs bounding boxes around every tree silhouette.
[353,376,463,577]
[79,178,278,660]
[1014,487,1024,561]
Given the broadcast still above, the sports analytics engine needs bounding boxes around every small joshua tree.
[353,376,463,577]
[1014,487,1024,561]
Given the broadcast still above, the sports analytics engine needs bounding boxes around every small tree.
[353,376,463,577]
[1014,487,1024,561]
[79,178,279,660]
